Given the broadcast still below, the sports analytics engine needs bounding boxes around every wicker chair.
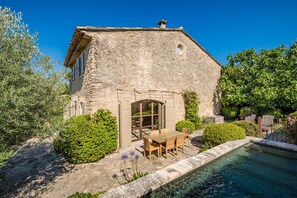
[161,136,176,158]
[175,134,185,154]
[143,137,160,160]
[182,128,191,147]
[160,128,169,134]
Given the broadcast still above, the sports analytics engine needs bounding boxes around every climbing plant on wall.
[181,90,204,129]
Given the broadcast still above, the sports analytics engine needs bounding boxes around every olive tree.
[0,7,68,146]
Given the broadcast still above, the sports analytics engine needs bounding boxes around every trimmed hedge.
[54,109,118,164]
[176,120,195,133]
[202,123,245,147]
[220,106,238,120]
[232,121,258,137]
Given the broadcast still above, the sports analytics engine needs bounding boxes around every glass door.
[131,100,163,141]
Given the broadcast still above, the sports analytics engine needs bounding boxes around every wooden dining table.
[148,131,187,151]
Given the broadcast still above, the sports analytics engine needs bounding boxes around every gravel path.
[0,130,203,198]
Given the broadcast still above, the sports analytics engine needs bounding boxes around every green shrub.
[53,136,63,153]
[289,111,297,119]
[239,107,256,118]
[202,123,245,147]
[199,142,213,152]
[232,121,258,137]
[182,90,204,129]
[220,106,238,120]
[271,109,283,118]
[175,120,195,133]
[67,191,106,198]
[0,145,15,168]
[55,109,118,164]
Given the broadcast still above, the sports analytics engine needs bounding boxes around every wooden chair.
[176,134,185,154]
[150,130,159,136]
[182,128,191,147]
[161,136,176,158]
[160,128,169,134]
[143,137,160,160]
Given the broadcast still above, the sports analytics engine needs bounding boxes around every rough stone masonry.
[64,21,221,147]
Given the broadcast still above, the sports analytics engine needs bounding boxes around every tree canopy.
[0,7,68,146]
[219,41,297,116]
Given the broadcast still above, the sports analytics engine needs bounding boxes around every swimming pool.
[144,143,297,198]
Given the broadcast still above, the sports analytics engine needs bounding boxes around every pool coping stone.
[100,137,297,198]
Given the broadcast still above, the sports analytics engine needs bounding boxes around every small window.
[78,57,82,78]
[82,53,86,74]
[176,44,183,55]
[72,66,75,81]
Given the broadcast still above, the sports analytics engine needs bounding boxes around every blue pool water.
[145,143,297,198]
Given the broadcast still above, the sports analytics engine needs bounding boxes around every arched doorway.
[131,100,164,141]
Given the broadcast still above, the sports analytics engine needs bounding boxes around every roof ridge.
[75,26,183,31]
[64,26,221,67]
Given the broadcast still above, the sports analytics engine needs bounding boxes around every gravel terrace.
[0,130,203,198]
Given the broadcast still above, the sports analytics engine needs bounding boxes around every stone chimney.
[157,20,167,29]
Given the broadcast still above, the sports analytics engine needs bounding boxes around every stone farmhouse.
[64,20,221,147]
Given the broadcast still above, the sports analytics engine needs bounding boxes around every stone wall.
[70,30,220,117]
[68,29,221,146]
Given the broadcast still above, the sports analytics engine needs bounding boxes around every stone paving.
[0,130,204,198]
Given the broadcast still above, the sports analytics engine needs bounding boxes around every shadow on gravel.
[0,140,73,197]
[190,136,203,148]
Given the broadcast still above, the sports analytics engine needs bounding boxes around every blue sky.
[1,0,297,68]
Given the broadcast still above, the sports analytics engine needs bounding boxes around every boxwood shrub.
[176,120,195,133]
[54,109,118,164]
[232,121,258,137]
[202,123,245,147]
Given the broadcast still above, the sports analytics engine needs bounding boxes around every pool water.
[145,143,297,198]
